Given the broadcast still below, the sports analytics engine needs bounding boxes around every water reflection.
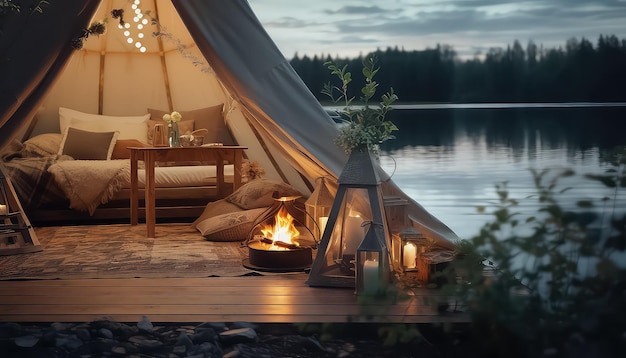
[379,106,626,240]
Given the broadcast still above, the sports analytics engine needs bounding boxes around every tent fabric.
[0,0,459,246]
[172,0,345,179]
[0,0,101,149]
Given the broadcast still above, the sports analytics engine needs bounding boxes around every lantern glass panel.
[304,177,334,242]
[0,177,9,216]
[315,188,372,278]
[356,251,382,295]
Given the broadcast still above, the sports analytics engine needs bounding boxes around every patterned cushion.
[225,179,303,210]
[196,207,268,242]
[191,199,243,229]
[23,133,63,156]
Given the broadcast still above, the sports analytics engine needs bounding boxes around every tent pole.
[154,0,174,111]
[97,0,115,114]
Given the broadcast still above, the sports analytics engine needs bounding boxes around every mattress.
[122,164,235,188]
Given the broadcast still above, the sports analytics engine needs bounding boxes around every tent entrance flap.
[0,0,460,247]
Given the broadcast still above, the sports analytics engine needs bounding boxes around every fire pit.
[242,194,316,272]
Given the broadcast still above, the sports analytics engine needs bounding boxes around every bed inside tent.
[0,0,458,251]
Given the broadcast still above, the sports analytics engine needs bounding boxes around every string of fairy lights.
[118,0,149,53]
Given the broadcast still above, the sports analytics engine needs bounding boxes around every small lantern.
[304,177,335,242]
[0,168,41,255]
[391,226,429,283]
[306,151,392,288]
[355,222,390,295]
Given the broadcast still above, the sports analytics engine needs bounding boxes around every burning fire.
[260,207,300,250]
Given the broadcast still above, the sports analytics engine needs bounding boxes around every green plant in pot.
[322,55,399,155]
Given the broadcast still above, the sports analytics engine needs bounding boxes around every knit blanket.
[48,159,130,215]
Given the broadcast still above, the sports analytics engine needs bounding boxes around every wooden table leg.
[216,151,225,197]
[145,151,156,238]
[233,149,243,191]
[130,150,139,226]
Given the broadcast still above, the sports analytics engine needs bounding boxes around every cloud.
[250,0,626,59]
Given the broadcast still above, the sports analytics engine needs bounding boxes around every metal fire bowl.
[243,240,313,272]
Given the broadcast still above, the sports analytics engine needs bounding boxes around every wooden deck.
[0,275,468,324]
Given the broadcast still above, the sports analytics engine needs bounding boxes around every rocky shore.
[0,317,471,357]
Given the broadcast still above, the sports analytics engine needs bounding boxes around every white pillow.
[59,107,150,143]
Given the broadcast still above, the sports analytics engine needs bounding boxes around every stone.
[192,327,218,344]
[219,327,258,345]
[14,334,39,348]
[98,327,114,339]
[175,331,194,348]
[0,322,22,338]
[137,315,154,332]
[75,327,91,341]
[188,341,222,357]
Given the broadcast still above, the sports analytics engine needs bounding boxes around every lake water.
[378,104,626,241]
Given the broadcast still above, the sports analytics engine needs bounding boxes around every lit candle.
[363,259,380,294]
[343,215,363,255]
[0,204,6,215]
[319,216,328,237]
[403,242,417,269]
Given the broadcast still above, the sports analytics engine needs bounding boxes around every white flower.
[163,111,182,123]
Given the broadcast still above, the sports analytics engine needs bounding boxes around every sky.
[248,0,626,60]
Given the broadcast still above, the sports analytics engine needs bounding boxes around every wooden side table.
[129,146,247,237]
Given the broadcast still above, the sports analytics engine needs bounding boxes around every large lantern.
[304,177,335,242]
[306,151,392,288]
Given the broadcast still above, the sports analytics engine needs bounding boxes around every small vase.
[168,122,180,147]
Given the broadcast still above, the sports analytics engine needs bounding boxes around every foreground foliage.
[441,146,626,357]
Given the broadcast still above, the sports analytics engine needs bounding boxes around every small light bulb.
[131,4,137,10]
[135,42,142,48]
[142,19,148,25]
[140,47,146,53]
[138,32,144,38]
[135,9,141,15]
[127,38,134,44]
[124,30,130,36]
[134,0,141,4]
[124,23,131,29]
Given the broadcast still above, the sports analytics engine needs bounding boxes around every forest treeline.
[289,35,626,103]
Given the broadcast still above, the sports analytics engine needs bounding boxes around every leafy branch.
[323,55,399,154]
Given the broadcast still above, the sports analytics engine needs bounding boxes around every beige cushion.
[23,133,63,156]
[192,199,243,228]
[146,119,194,145]
[58,127,119,160]
[111,139,151,160]
[196,207,268,242]
[59,107,150,142]
[225,179,303,210]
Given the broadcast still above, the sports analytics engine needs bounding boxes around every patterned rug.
[0,224,256,280]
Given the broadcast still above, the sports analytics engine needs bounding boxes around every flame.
[260,207,300,250]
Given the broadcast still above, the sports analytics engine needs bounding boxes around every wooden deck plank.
[0,276,310,287]
[0,277,468,324]
[0,304,440,316]
[0,314,464,324]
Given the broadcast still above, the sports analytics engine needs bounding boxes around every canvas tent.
[0,0,458,248]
